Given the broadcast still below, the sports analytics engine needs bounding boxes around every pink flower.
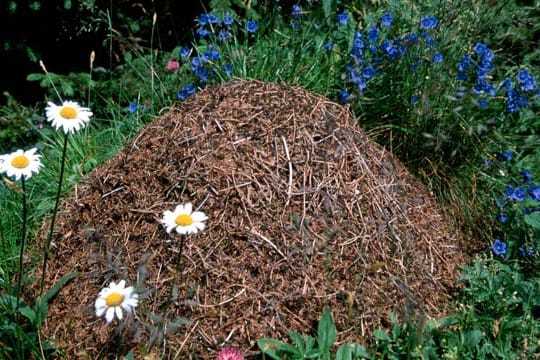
[217,347,245,360]
[166,59,180,73]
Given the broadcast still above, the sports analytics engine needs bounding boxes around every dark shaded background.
[0,1,209,106]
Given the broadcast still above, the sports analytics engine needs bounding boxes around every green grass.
[1,0,540,358]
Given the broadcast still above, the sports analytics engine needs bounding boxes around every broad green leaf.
[258,338,285,359]
[322,0,335,18]
[524,213,540,229]
[317,305,336,353]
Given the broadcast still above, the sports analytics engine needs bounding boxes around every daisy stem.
[39,133,69,296]
[14,177,27,311]
[177,235,185,274]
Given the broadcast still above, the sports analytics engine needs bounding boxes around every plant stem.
[39,132,69,296]
[177,235,185,275]
[15,177,27,311]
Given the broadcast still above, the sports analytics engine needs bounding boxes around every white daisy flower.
[95,280,138,323]
[161,203,208,235]
[0,148,42,181]
[45,100,93,134]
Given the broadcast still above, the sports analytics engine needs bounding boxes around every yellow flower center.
[105,292,124,307]
[59,106,78,119]
[175,214,193,226]
[11,155,30,169]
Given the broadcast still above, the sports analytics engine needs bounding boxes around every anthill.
[39,79,464,359]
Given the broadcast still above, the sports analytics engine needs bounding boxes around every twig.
[281,136,293,206]
[246,227,287,259]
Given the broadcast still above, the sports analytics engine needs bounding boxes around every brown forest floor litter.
[37,79,465,359]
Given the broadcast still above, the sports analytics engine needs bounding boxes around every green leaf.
[289,331,307,352]
[19,306,37,323]
[464,329,483,348]
[373,329,391,341]
[322,0,335,18]
[258,338,285,359]
[40,272,77,305]
[336,343,371,360]
[336,343,352,360]
[524,213,540,229]
[26,73,45,82]
[317,305,336,353]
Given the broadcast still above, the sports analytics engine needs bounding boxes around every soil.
[37,79,465,359]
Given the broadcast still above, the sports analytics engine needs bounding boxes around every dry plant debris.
[39,79,465,359]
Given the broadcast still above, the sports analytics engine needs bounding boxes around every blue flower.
[500,78,513,91]
[381,12,393,27]
[432,52,443,63]
[292,5,303,19]
[193,65,208,81]
[367,26,379,42]
[419,16,438,29]
[351,31,364,58]
[185,84,196,95]
[500,149,513,161]
[520,169,532,184]
[362,66,376,79]
[337,12,348,25]
[196,28,210,38]
[457,71,467,81]
[246,20,258,33]
[340,89,350,104]
[411,95,419,104]
[505,89,528,113]
[505,185,527,202]
[177,84,197,100]
[517,69,537,91]
[222,13,234,26]
[324,43,333,51]
[472,79,496,96]
[492,239,507,256]
[197,13,211,25]
[218,30,232,42]
[127,102,138,113]
[180,46,191,58]
[202,49,220,62]
[458,54,472,71]
[497,213,508,223]
[422,33,436,47]
[177,89,188,100]
[353,31,364,50]
[380,39,400,60]
[473,42,488,55]
[478,98,489,109]
[529,185,540,201]
[197,13,218,26]
[222,63,233,75]
[519,246,535,257]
